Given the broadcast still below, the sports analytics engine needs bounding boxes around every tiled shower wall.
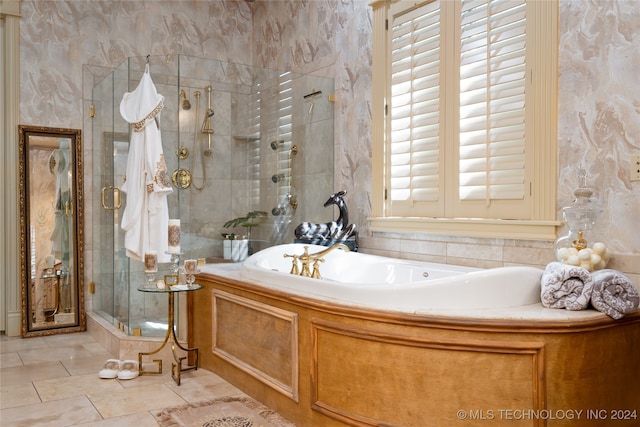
[86,55,334,329]
[18,1,640,285]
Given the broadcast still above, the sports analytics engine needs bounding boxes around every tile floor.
[0,331,251,426]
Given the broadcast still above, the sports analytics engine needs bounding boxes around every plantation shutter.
[458,0,527,204]
[386,0,531,219]
[388,1,442,216]
[373,0,556,234]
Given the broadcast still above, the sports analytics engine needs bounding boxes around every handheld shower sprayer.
[202,85,214,157]
[179,89,191,110]
[201,85,214,134]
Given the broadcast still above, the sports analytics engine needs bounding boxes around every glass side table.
[137,283,201,385]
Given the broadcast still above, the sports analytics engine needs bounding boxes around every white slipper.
[117,359,139,380]
[98,359,121,379]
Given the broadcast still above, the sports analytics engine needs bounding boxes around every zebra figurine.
[294,190,356,245]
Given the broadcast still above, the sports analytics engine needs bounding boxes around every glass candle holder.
[144,251,158,273]
[184,259,198,274]
[144,251,158,287]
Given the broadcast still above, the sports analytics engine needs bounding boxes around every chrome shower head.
[179,89,191,110]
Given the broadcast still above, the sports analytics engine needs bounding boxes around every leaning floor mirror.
[19,125,86,337]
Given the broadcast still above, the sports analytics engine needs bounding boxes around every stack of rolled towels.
[540,262,640,319]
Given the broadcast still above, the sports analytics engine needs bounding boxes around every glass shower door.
[91,60,132,333]
[91,57,171,337]
[87,54,335,337]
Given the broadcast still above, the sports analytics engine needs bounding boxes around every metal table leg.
[138,292,199,385]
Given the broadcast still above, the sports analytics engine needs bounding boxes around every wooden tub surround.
[190,269,640,427]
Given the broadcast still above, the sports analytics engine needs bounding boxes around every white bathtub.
[237,243,543,312]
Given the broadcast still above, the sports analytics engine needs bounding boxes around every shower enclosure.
[86,55,334,336]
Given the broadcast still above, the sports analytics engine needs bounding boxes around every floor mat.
[153,396,296,427]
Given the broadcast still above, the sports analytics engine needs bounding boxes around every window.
[370,0,559,240]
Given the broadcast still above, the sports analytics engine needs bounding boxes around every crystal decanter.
[555,170,609,271]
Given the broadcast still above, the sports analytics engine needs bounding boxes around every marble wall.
[19,0,255,322]
[20,0,253,129]
[558,0,640,253]
[249,0,640,279]
[17,0,640,280]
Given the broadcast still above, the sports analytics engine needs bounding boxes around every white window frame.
[370,0,559,241]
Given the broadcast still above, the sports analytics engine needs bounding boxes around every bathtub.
[237,243,543,312]
[195,245,640,426]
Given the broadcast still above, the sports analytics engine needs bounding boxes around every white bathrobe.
[49,142,71,262]
[120,64,173,263]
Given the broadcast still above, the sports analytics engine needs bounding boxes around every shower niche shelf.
[232,134,261,142]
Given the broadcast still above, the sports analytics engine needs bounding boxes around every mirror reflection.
[19,125,85,336]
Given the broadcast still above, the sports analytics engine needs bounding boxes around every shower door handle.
[101,186,121,210]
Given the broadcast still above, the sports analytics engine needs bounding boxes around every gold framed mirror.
[19,125,85,337]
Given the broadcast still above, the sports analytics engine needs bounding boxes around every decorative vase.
[224,238,249,262]
[223,239,232,260]
[231,239,249,262]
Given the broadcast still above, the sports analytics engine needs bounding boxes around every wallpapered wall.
[19,0,639,278]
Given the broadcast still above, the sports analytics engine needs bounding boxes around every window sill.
[368,217,561,241]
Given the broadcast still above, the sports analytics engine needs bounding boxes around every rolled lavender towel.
[590,269,640,320]
[540,262,593,310]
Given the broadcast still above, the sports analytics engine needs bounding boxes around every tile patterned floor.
[0,332,249,426]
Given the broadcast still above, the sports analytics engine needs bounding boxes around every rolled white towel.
[590,269,640,320]
[540,262,593,311]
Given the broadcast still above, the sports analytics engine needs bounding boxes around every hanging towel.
[540,262,593,310]
[590,269,640,319]
[120,63,173,263]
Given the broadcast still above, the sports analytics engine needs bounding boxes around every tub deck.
[190,265,640,427]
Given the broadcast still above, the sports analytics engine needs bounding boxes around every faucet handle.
[290,255,300,275]
[283,253,300,275]
[311,258,325,279]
